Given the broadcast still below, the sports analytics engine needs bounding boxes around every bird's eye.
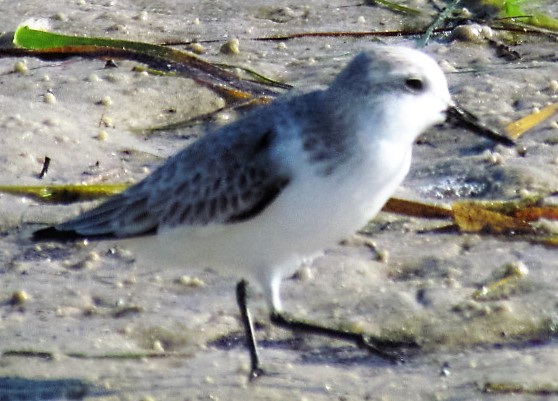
[405,77,424,92]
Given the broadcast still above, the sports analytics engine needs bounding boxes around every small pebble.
[100,95,112,106]
[53,12,68,21]
[484,150,504,165]
[177,275,205,287]
[44,92,57,104]
[152,340,164,352]
[101,116,113,127]
[237,362,251,375]
[135,10,148,21]
[294,266,313,281]
[14,61,28,74]
[10,290,29,306]
[504,261,528,278]
[450,24,491,43]
[189,43,205,54]
[459,7,473,18]
[105,73,120,83]
[376,249,389,263]
[86,251,100,262]
[97,130,109,141]
[87,73,101,82]
[220,38,240,55]
[123,275,137,285]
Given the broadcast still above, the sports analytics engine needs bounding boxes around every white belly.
[124,140,411,291]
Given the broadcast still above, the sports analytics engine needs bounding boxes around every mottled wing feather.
[154,126,290,229]
[60,192,158,235]
[33,113,292,241]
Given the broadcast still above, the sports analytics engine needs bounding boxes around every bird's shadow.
[0,377,108,400]
[209,330,418,367]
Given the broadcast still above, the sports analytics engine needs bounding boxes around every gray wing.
[33,112,291,241]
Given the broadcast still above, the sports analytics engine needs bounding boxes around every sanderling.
[33,45,514,378]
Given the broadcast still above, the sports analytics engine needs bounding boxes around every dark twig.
[38,156,51,179]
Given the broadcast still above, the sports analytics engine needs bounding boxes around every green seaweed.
[0,183,128,204]
[66,351,170,359]
[11,24,282,100]
[14,25,161,52]
[417,0,462,47]
[367,0,422,15]
[484,381,558,394]
[2,349,54,359]
[485,0,558,30]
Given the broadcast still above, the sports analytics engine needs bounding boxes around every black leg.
[270,311,416,363]
[235,280,264,380]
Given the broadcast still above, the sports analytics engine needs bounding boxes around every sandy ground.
[1,0,558,400]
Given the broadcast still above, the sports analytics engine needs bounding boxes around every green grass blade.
[370,0,422,15]
[0,183,129,204]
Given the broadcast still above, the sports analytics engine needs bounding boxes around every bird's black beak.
[445,104,516,147]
